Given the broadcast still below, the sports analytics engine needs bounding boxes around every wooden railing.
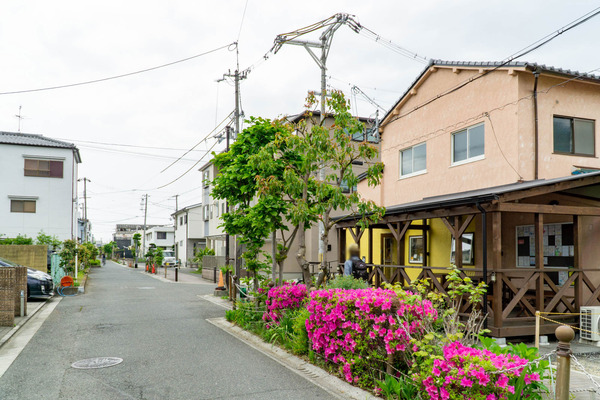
[341,264,600,335]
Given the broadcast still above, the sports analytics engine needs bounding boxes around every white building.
[139,225,175,255]
[0,131,81,241]
[172,202,205,266]
[199,161,228,257]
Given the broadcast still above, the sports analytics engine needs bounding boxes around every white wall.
[0,144,77,241]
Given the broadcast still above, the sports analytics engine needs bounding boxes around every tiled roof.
[382,60,600,124]
[0,131,78,149]
[0,131,81,162]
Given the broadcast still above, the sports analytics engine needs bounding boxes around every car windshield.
[163,251,174,258]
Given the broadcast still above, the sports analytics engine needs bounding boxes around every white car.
[162,250,178,267]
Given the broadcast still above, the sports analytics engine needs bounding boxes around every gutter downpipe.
[475,202,488,329]
[533,68,540,180]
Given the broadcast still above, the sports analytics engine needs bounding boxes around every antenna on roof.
[15,105,26,132]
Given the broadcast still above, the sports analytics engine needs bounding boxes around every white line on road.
[0,297,62,379]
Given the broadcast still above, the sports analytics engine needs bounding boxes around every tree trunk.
[296,225,312,286]
[315,212,331,287]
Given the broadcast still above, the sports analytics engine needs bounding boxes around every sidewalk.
[0,299,48,349]
[123,262,213,285]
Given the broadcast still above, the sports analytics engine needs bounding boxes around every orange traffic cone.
[216,270,226,290]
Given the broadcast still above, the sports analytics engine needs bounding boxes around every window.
[24,159,63,178]
[179,216,183,226]
[184,215,187,224]
[451,233,474,265]
[157,232,167,240]
[409,236,424,263]
[553,116,595,156]
[400,143,426,177]
[452,123,484,164]
[10,199,36,213]
[222,203,225,214]
[351,127,379,143]
[215,202,219,217]
[203,205,209,221]
[340,179,357,194]
[203,170,210,187]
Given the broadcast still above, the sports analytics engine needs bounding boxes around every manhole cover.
[71,357,123,369]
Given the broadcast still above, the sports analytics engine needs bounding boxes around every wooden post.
[534,213,545,312]
[454,216,463,269]
[422,219,428,267]
[535,311,540,349]
[368,227,373,264]
[555,325,575,400]
[338,227,346,274]
[573,215,583,310]
[492,212,503,328]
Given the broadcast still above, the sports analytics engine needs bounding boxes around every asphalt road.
[0,261,335,400]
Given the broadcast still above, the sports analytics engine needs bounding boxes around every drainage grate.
[71,357,123,369]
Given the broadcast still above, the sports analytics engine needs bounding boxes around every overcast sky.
[1,1,598,242]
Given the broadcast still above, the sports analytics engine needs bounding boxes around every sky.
[1,1,599,242]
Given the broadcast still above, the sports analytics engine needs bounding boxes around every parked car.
[162,250,178,267]
[0,257,54,299]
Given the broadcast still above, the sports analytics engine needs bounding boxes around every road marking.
[0,297,62,378]
[137,287,155,290]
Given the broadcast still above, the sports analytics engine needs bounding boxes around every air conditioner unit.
[580,306,600,343]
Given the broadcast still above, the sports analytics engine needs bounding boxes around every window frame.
[450,232,475,265]
[451,123,485,166]
[23,158,64,178]
[156,232,167,240]
[552,115,596,157]
[399,142,427,179]
[408,236,424,264]
[10,199,37,213]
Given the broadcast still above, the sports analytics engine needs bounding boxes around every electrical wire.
[160,110,233,173]
[55,138,207,152]
[384,6,600,127]
[76,144,202,161]
[0,43,235,96]
[485,112,522,180]
[237,0,249,42]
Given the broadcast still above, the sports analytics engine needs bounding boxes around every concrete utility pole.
[219,66,247,302]
[172,194,179,260]
[78,178,91,242]
[273,14,350,266]
[141,194,148,258]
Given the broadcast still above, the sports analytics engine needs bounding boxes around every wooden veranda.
[336,172,600,337]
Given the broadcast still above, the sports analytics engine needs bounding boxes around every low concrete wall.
[0,245,48,272]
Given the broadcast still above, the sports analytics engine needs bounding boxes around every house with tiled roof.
[0,131,81,241]
[337,60,600,337]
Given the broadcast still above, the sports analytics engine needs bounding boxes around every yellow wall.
[344,217,478,280]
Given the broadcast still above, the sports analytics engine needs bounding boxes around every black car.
[0,257,54,298]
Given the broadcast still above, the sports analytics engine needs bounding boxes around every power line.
[0,42,235,96]
[384,6,600,127]
[56,137,207,152]
[160,110,233,173]
[76,144,203,161]
[237,0,249,42]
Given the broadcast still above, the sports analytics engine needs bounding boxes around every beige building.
[340,60,600,338]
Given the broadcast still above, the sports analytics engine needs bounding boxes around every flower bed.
[262,282,308,325]
[306,288,437,386]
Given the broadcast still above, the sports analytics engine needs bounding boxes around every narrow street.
[0,262,335,400]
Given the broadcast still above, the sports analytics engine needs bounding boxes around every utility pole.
[273,13,350,270]
[141,194,148,260]
[78,178,91,242]
[172,194,179,261]
[219,66,247,303]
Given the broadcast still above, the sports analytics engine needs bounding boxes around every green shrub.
[375,375,419,400]
[89,259,101,266]
[326,275,369,289]
[290,308,310,355]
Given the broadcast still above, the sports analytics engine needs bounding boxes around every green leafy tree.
[0,234,33,245]
[59,239,77,273]
[155,247,164,266]
[102,241,117,259]
[132,233,142,260]
[192,247,215,269]
[35,231,62,250]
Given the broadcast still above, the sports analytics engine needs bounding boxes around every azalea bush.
[262,283,308,325]
[305,288,437,387]
[413,341,540,400]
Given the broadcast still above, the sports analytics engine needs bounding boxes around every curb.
[206,317,379,400]
[0,299,50,349]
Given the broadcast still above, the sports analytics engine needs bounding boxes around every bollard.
[555,325,575,400]
[535,311,540,349]
[175,267,178,282]
[20,290,25,318]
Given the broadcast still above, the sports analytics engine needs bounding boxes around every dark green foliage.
[290,308,310,355]
[0,234,33,245]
